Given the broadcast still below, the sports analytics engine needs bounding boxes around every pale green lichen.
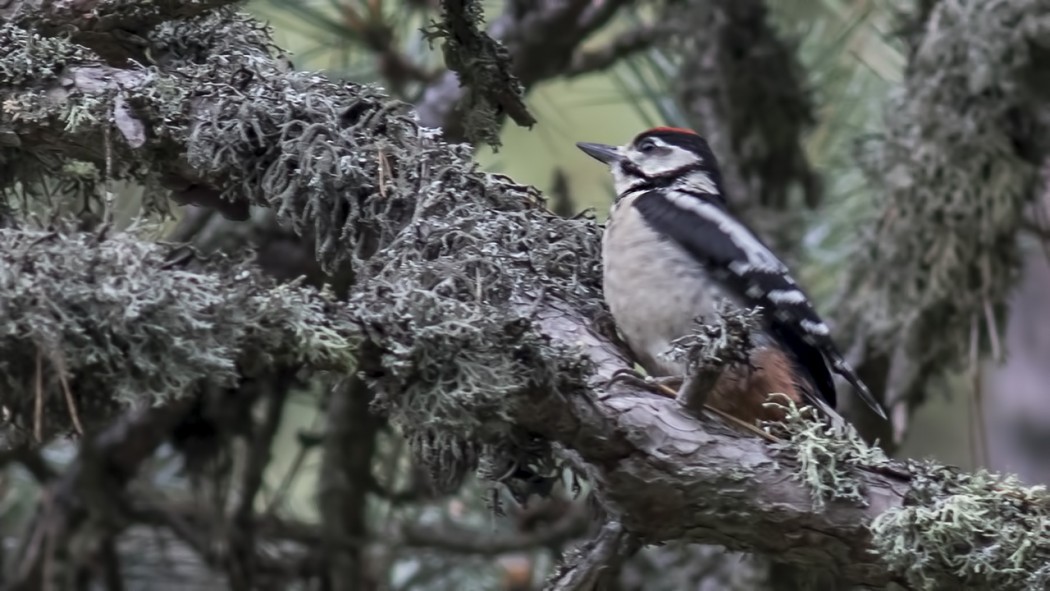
[0,22,94,86]
[0,227,356,446]
[767,397,889,509]
[0,24,174,217]
[871,463,1050,590]
[162,13,604,487]
[770,397,1050,588]
[665,304,761,372]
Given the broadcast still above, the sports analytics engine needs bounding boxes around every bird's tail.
[831,358,887,419]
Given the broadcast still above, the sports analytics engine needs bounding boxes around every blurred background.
[5,0,1050,589]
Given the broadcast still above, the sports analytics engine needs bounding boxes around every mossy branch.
[2,9,1050,588]
[0,0,240,65]
[424,0,535,148]
[0,227,356,445]
[843,0,1050,424]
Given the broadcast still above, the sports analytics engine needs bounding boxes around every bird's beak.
[576,142,621,165]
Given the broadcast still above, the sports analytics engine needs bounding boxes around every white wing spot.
[746,285,764,298]
[801,319,830,336]
[729,261,752,275]
[767,289,807,304]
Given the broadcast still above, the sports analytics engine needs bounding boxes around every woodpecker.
[577,127,887,424]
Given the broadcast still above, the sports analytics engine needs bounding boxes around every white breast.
[602,196,732,376]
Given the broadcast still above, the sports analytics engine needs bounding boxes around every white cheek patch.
[611,161,631,187]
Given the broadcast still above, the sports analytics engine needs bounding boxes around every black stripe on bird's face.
[613,134,725,200]
[577,130,727,201]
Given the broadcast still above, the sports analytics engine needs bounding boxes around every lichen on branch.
[767,399,891,509]
[843,0,1050,408]
[423,0,535,148]
[872,463,1050,590]
[0,227,355,445]
[0,10,603,492]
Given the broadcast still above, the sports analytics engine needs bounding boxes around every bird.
[576,127,887,425]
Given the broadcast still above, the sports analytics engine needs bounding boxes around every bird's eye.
[637,140,657,153]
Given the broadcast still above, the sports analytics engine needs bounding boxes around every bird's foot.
[606,369,681,398]
[608,369,779,442]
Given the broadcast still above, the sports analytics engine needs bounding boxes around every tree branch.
[0,227,354,443]
[318,376,380,590]
[4,9,1050,589]
[424,0,535,147]
[9,397,197,590]
[416,0,636,135]
[402,504,589,555]
[545,522,637,591]
[565,25,664,77]
[0,0,240,64]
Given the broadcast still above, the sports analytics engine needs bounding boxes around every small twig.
[548,169,575,218]
[9,398,197,591]
[968,316,987,469]
[164,206,215,244]
[983,298,1002,362]
[651,381,780,444]
[0,447,56,483]
[674,368,716,416]
[1021,218,1050,242]
[234,380,291,526]
[33,351,43,443]
[14,489,51,589]
[377,147,390,198]
[263,429,323,517]
[228,373,292,590]
[97,536,125,591]
[128,500,216,566]
[403,505,590,555]
[705,404,781,444]
[577,0,634,35]
[368,476,425,506]
[102,122,115,228]
[544,521,638,591]
[566,25,664,77]
[50,353,84,436]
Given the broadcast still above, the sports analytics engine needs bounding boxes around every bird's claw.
[606,369,682,398]
[608,369,780,443]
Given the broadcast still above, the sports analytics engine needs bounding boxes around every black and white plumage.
[577,127,886,421]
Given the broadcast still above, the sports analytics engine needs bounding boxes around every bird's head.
[576,127,724,201]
